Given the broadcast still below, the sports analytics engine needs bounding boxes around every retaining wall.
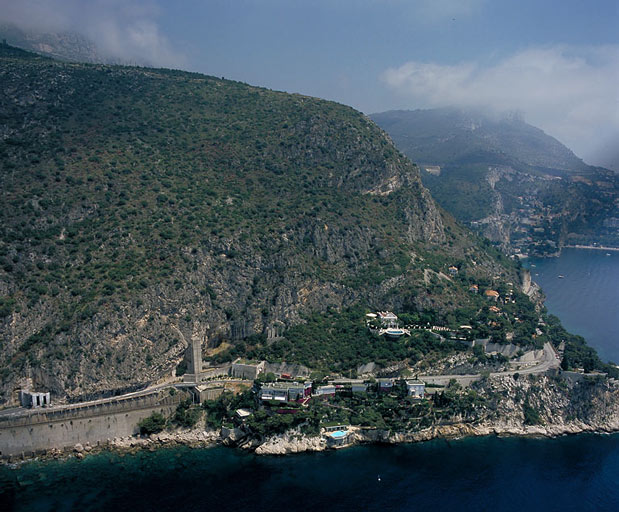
[0,392,184,458]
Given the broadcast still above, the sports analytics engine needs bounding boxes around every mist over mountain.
[372,108,619,255]
[371,107,593,174]
[0,23,135,65]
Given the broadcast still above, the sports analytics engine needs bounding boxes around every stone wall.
[0,392,184,458]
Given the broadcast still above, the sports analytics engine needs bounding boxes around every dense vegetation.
[0,43,523,402]
[201,380,491,437]
[0,44,611,405]
[137,412,167,435]
[211,306,468,372]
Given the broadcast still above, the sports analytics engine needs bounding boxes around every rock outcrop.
[255,432,327,455]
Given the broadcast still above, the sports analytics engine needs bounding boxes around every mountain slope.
[0,45,552,403]
[371,108,619,255]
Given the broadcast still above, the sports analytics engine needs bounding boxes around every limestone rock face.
[255,433,327,455]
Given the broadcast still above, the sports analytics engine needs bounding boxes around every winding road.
[420,342,560,387]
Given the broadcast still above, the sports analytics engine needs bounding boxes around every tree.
[138,412,167,435]
[173,398,201,428]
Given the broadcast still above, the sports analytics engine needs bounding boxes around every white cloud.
[381,46,619,165]
[0,0,186,68]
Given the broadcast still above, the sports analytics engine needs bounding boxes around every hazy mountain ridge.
[371,108,619,255]
[0,23,135,65]
[371,108,592,174]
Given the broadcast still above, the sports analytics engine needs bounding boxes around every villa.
[259,381,312,402]
[406,380,426,399]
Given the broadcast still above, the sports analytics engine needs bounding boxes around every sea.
[528,248,619,364]
[1,249,618,511]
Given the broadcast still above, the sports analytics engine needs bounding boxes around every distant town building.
[423,165,441,176]
[484,290,500,301]
[448,266,459,276]
[469,284,479,293]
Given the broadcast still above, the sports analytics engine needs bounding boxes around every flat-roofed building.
[377,378,394,392]
[259,381,312,402]
[19,390,50,408]
[231,360,266,380]
[314,385,336,397]
[405,380,425,399]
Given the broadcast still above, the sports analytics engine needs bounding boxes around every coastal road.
[420,342,560,387]
[0,378,247,421]
[1,345,561,419]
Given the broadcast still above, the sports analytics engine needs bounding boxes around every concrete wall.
[202,365,231,380]
[230,361,264,380]
[0,393,183,458]
[456,339,521,358]
[422,375,482,388]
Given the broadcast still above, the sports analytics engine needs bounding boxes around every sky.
[1,0,618,168]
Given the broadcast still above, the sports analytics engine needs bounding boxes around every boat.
[558,275,565,279]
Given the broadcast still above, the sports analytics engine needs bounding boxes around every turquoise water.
[2,436,619,511]
[528,249,619,364]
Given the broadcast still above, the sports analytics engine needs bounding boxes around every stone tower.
[183,337,203,383]
[190,336,202,377]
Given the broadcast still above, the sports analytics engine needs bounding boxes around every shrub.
[173,398,201,428]
[138,412,167,435]
[523,401,542,425]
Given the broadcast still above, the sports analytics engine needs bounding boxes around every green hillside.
[1,44,600,402]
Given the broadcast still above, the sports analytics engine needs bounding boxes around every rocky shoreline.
[5,372,619,464]
[6,417,618,465]
[249,419,619,455]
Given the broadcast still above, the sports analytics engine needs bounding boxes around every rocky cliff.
[249,373,619,455]
[0,45,520,403]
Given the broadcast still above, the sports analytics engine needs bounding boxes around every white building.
[406,380,425,399]
[20,390,50,408]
